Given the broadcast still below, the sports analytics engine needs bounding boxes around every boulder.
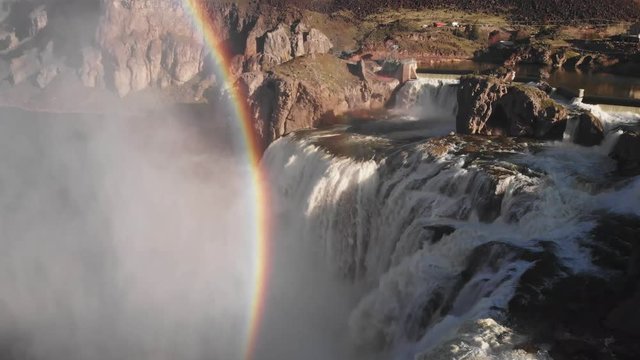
[456,76,509,135]
[502,45,553,67]
[457,76,567,139]
[572,110,604,146]
[610,129,640,175]
[305,28,333,55]
[262,24,293,67]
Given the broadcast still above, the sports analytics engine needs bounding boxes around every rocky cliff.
[456,75,568,139]
[239,55,398,148]
[90,0,336,96]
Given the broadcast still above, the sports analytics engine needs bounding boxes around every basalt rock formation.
[572,110,604,147]
[91,0,334,96]
[456,75,567,139]
[242,54,398,148]
[611,129,640,176]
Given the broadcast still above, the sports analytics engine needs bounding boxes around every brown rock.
[305,28,333,55]
[573,111,604,146]
[456,76,509,135]
[610,129,640,175]
[457,76,567,139]
[97,0,209,95]
[248,55,398,146]
[237,71,265,98]
[262,24,293,67]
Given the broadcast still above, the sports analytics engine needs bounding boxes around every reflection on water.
[420,61,640,100]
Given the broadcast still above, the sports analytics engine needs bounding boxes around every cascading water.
[262,79,640,359]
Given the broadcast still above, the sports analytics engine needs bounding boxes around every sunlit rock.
[305,28,333,55]
[457,75,567,139]
[262,24,293,67]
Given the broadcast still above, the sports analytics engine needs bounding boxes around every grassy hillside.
[253,0,640,22]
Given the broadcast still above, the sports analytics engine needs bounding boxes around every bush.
[469,23,481,41]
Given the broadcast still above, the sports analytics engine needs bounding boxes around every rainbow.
[181,1,270,359]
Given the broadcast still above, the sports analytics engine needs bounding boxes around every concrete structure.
[398,59,417,83]
[416,72,640,114]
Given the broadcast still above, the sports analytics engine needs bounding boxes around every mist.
[0,100,361,360]
[0,106,258,359]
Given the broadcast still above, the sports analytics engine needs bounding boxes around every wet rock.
[456,76,509,135]
[610,129,640,176]
[509,215,640,360]
[423,225,456,244]
[457,75,567,139]
[572,111,604,147]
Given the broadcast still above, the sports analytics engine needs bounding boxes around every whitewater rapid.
[262,78,640,359]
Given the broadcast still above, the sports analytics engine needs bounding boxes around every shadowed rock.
[456,75,567,139]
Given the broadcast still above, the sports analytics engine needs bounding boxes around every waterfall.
[394,78,459,123]
[262,84,640,359]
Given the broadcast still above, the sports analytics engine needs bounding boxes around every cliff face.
[240,55,398,148]
[91,0,335,97]
[95,0,218,96]
[456,75,569,140]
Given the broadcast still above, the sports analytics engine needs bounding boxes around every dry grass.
[271,54,360,92]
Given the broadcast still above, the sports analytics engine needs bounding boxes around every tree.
[469,22,481,41]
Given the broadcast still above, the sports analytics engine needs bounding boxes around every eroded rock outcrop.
[93,1,334,96]
[611,129,640,176]
[245,54,397,147]
[96,0,207,96]
[572,110,604,146]
[456,75,567,139]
